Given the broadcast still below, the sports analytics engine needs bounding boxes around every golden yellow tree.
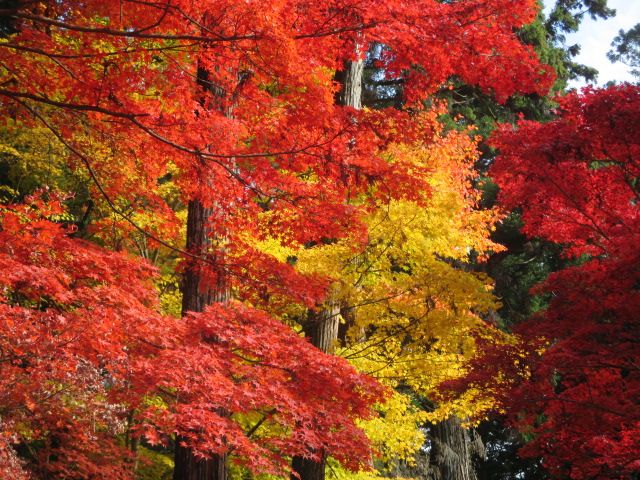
[258,111,511,477]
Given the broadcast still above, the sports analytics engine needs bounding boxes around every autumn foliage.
[0,0,551,290]
[3,0,612,478]
[491,85,640,479]
[0,195,386,477]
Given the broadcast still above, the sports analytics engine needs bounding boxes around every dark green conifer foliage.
[608,24,640,79]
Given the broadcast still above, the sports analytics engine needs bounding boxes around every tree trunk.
[337,59,364,109]
[429,416,484,480]
[306,298,341,353]
[174,441,227,480]
[291,57,363,480]
[174,60,231,480]
[174,201,230,480]
[291,454,328,480]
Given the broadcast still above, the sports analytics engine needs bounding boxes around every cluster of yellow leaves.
[328,463,416,480]
[327,393,425,480]
[358,392,428,468]
[0,122,83,202]
[135,446,174,480]
[256,126,511,471]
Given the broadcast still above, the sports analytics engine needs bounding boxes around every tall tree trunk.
[429,416,484,480]
[337,59,364,109]
[306,298,341,353]
[173,64,231,480]
[291,454,329,480]
[291,57,363,480]
[173,200,229,480]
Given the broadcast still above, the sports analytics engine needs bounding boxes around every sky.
[542,0,640,87]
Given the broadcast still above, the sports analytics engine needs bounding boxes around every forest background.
[0,0,638,479]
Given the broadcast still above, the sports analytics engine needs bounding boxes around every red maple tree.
[490,85,640,479]
[0,194,386,477]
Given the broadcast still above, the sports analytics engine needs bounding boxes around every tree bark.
[173,201,229,480]
[174,439,227,480]
[336,59,364,109]
[429,416,484,480]
[291,454,328,480]
[306,298,341,353]
[173,63,231,480]
[291,57,363,480]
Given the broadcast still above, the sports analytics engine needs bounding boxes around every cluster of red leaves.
[0,196,385,477]
[151,303,385,473]
[0,0,553,249]
[490,85,640,479]
[0,196,163,478]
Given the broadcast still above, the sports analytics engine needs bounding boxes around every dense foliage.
[491,85,640,479]
[0,0,638,479]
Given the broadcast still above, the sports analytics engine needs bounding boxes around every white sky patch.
[542,0,640,87]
